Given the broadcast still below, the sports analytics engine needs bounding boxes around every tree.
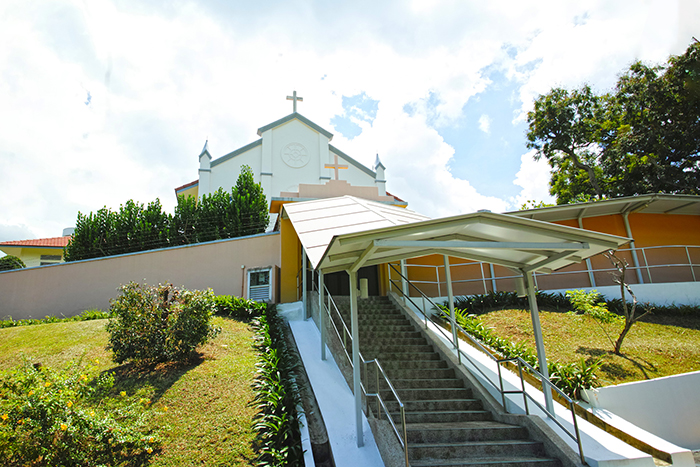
[604,251,652,355]
[0,255,26,271]
[527,42,700,204]
[234,165,269,236]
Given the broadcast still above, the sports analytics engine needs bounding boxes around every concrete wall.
[0,232,281,320]
[585,371,700,450]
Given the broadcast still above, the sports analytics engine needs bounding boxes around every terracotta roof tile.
[0,236,71,248]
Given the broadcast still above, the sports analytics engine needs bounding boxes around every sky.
[1,0,698,243]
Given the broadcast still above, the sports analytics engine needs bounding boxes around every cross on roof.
[324,154,349,180]
[286,90,303,112]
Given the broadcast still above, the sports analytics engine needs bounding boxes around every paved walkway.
[289,318,385,467]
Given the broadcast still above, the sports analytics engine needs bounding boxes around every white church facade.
[175,96,406,213]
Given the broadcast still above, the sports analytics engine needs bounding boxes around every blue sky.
[0,0,697,242]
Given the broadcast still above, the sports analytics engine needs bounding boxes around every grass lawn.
[475,309,700,386]
[0,316,257,466]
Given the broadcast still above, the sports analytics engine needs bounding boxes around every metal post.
[443,255,458,348]
[623,212,644,284]
[349,270,364,447]
[524,271,555,416]
[578,217,597,287]
[400,260,408,302]
[302,249,308,319]
[319,271,326,361]
[489,263,497,292]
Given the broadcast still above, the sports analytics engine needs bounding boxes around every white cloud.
[510,150,556,209]
[0,0,691,239]
[478,114,491,134]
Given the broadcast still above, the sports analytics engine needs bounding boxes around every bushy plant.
[451,290,573,315]
[0,255,26,271]
[0,359,160,466]
[250,307,304,466]
[440,307,600,399]
[214,295,266,320]
[106,282,221,365]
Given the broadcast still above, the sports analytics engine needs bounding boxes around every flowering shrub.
[106,282,221,365]
[0,360,160,466]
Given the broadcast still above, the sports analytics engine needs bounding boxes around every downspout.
[302,248,309,319]
[622,212,644,284]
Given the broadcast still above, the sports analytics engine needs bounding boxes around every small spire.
[374,153,385,170]
[200,140,209,155]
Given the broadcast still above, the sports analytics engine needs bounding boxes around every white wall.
[546,282,700,306]
[586,371,700,450]
[0,232,281,320]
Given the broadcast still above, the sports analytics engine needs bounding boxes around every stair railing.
[311,280,410,467]
[388,263,586,465]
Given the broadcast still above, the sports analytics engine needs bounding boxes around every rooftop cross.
[286,90,304,112]
[324,154,349,180]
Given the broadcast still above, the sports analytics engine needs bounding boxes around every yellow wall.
[280,217,301,302]
[0,246,65,268]
[176,185,199,199]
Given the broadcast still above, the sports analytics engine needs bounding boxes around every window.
[40,255,62,266]
[248,268,271,302]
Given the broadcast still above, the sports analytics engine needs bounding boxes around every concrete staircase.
[334,296,562,467]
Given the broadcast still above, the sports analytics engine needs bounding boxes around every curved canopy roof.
[282,196,631,275]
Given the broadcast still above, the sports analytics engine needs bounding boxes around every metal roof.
[510,194,700,222]
[281,196,430,268]
[314,210,631,275]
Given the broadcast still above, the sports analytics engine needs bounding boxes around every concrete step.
[385,398,482,413]
[408,456,561,467]
[385,387,473,401]
[386,378,465,390]
[384,367,456,380]
[408,439,547,461]
[379,359,449,370]
[368,351,443,362]
[391,409,492,424]
[361,343,435,354]
[406,421,528,443]
[359,337,427,347]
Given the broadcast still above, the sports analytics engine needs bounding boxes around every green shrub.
[250,307,304,466]
[0,359,160,466]
[214,295,266,320]
[440,307,600,399]
[106,282,221,365]
[0,255,26,271]
[566,289,621,324]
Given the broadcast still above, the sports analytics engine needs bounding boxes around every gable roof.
[510,194,700,222]
[281,196,429,268]
[329,145,376,178]
[0,236,71,248]
[317,211,631,275]
[211,139,263,168]
[257,112,334,140]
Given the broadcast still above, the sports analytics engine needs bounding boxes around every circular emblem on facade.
[281,142,309,168]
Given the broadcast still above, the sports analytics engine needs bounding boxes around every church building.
[174,92,407,224]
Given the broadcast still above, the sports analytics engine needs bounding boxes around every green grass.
[0,316,257,466]
[475,309,700,386]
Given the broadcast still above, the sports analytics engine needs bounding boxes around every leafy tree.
[171,194,199,245]
[527,42,700,203]
[0,255,26,271]
[234,165,269,236]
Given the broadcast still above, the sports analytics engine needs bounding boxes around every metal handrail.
[397,244,700,294]
[311,280,410,466]
[388,263,587,464]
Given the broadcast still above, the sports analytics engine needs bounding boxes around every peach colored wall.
[0,233,281,320]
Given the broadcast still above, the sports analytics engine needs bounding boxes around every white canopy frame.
[289,207,631,447]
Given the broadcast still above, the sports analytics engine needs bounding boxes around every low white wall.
[546,282,700,306]
[0,232,281,320]
[586,371,700,451]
